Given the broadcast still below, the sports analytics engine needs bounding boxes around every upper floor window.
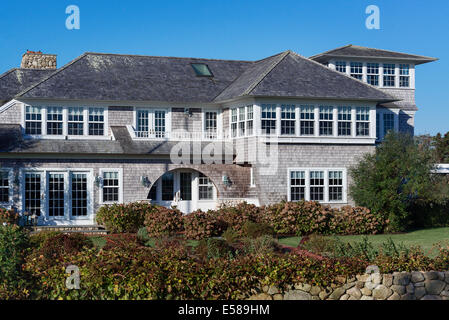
[350,62,363,80]
[204,111,217,139]
[300,105,314,136]
[68,107,84,136]
[136,109,166,138]
[335,61,347,73]
[367,63,379,86]
[47,107,63,135]
[246,105,254,136]
[261,104,277,135]
[230,108,238,138]
[319,106,333,136]
[356,107,370,136]
[25,106,42,135]
[88,108,105,136]
[337,107,351,136]
[399,64,410,87]
[281,105,296,135]
[238,107,246,137]
[383,64,396,87]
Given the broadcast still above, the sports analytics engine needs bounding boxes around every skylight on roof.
[191,63,213,77]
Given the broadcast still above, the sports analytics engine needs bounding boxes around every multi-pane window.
[335,61,347,73]
[137,110,149,137]
[198,173,214,200]
[154,110,166,138]
[356,107,370,136]
[383,64,396,87]
[246,105,254,136]
[25,106,42,135]
[290,171,305,201]
[68,107,84,136]
[281,105,296,135]
[102,171,119,203]
[399,64,410,87]
[161,172,174,201]
[329,171,343,201]
[204,111,217,139]
[337,107,351,136]
[367,63,379,86]
[238,107,246,137]
[310,171,324,201]
[319,106,333,136]
[71,173,88,217]
[88,108,104,136]
[25,173,41,216]
[300,105,314,135]
[47,107,63,135]
[0,171,9,203]
[48,173,65,217]
[383,113,394,136]
[231,108,238,138]
[261,104,277,134]
[350,62,363,80]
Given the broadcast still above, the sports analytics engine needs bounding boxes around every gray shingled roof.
[16,50,395,104]
[0,68,55,103]
[310,45,438,65]
[0,125,234,156]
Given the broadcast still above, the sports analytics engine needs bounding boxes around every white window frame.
[356,107,370,137]
[399,64,410,88]
[335,61,347,73]
[350,62,363,80]
[260,104,277,135]
[287,168,347,204]
[134,108,170,139]
[376,109,399,141]
[280,104,296,136]
[99,168,123,205]
[0,169,13,207]
[383,64,396,87]
[367,63,379,86]
[319,106,334,136]
[250,167,256,188]
[203,110,218,140]
[22,105,108,139]
[337,106,352,136]
[19,168,94,222]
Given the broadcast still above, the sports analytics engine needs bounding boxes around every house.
[0,46,437,226]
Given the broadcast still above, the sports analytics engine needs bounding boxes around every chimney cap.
[22,50,56,57]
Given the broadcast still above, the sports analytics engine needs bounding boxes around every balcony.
[127,126,228,141]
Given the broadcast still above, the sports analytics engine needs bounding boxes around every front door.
[177,172,193,213]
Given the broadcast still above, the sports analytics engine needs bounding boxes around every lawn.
[278,227,449,256]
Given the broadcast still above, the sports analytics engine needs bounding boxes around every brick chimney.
[21,50,57,69]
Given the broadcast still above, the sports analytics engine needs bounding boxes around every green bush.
[196,238,234,260]
[96,202,151,233]
[214,202,261,236]
[29,231,62,249]
[183,210,226,240]
[137,227,152,246]
[241,221,274,238]
[0,208,19,225]
[0,225,29,292]
[241,235,279,256]
[144,206,184,237]
[38,233,92,262]
[329,206,386,235]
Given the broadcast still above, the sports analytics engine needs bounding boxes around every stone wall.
[248,271,449,300]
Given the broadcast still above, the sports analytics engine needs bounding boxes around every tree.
[349,131,445,232]
[432,132,449,163]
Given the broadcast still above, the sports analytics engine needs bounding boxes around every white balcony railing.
[128,126,229,141]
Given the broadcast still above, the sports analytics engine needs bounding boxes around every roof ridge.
[288,50,398,102]
[83,52,254,63]
[15,53,89,98]
[243,51,291,96]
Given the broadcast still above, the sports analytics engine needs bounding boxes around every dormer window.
[350,62,363,80]
[191,63,213,77]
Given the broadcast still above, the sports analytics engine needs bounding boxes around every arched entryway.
[147,169,218,214]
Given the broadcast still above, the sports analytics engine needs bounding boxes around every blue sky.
[0,0,447,135]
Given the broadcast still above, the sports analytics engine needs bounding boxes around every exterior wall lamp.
[140,176,151,187]
[184,108,192,117]
[95,175,103,187]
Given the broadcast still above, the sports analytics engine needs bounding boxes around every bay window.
[356,107,370,136]
[399,64,410,87]
[383,64,396,87]
[350,62,363,80]
[337,106,351,136]
[261,104,276,135]
[231,108,238,138]
[246,105,253,136]
[319,106,333,136]
[300,105,314,135]
[238,107,246,137]
[281,105,296,135]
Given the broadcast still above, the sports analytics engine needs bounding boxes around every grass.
[278,227,449,256]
